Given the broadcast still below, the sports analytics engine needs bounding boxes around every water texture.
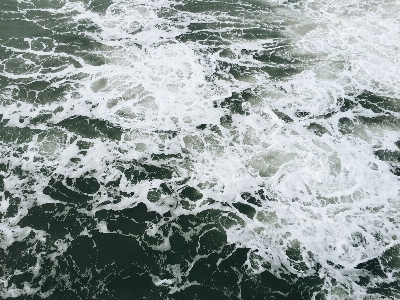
[1,0,400,299]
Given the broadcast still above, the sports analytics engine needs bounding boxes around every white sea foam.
[1,0,399,298]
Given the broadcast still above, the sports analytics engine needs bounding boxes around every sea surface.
[1,0,400,299]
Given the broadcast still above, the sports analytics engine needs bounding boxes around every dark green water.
[1,0,400,299]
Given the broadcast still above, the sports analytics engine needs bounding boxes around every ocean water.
[0,0,399,298]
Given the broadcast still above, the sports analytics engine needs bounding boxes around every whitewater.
[0,0,399,298]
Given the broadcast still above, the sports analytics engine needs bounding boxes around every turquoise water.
[1,0,400,299]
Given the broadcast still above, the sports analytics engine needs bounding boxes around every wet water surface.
[1,0,400,299]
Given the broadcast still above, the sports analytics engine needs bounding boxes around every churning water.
[1,0,400,298]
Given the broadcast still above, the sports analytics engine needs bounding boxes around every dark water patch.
[241,27,282,41]
[258,56,302,79]
[58,231,166,299]
[326,260,344,270]
[2,238,38,272]
[220,114,233,128]
[123,161,174,185]
[0,162,7,172]
[254,47,295,65]
[86,231,148,268]
[355,245,400,298]
[356,258,387,279]
[0,175,4,192]
[174,3,302,84]
[8,197,395,299]
[106,215,148,236]
[232,202,256,218]
[197,227,226,255]
[286,243,311,272]
[242,265,334,300]
[307,122,330,136]
[72,176,101,194]
[356,91,400,114]
[241,192,262,207]
[0,0,19,13]
[196,123,223,139]
[14,81,73,105]
[295,111,310,118]
[0,20,50,40]
[218,60,260,81]
[96,203,161,236]
[273,109,294,123]
[178,25,226,46]
[254,48,304,79]
[76,139,93,150]
[358,115,400,129]
[339,97,358,113]
[196,123,208,130]
[0,123,42,144]
[30,37,56,52]
[1,232,48,293]
[65,235,96,273]
[339,91,400,115]
[174,285,231,300]
[23,10,69,27]
[241,271,290,300]
[373,149,400,176]
[0,3,107,68]
[244,271,291,299]
[106,273,164,300]
[176,0,247,14]
[154,129,180,140]
[101,176,135,205]
[179,22,282,47]
[159,214,249,297]
[144,189,167,205]
[160,182,173,195]
[339,114,400,137]
[179,186,203,201]
[40,56,82,74]
[3,191,22,218]
[338,117,355,135]
[43,176,93,206]
[165,224,199,265]
[16,0,66,10]
[19,203,95,239]
[151,153,183,161]
[0,46,12,69]
[57,115,123,140]
[88,0,114,14]
[30,113,53,125]
[166,210,239,259]
[54,32,105,54]
[286,275,326,300]
[1,229,167,298]
[217,90,253,115]
[373,150,400,165]
[0,76,8,93]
